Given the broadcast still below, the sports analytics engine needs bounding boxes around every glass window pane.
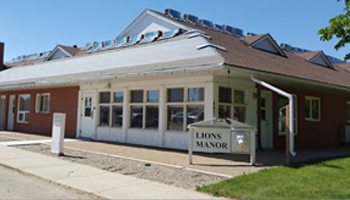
[219,87,231,103]
[188,88,204,102]
[234,106,245,123]
[131,91,143,103]
[19,95,30,111]
[234,90,244,104]
[167,88,184,102]
[99,106,110,126]
[85,108,91,117]
[146,106,158,129]
[112,106,123,127]
[347,103,350,122]
[261,98,266,108]
[85,97,92,107]
[100,92,110,103]
[312,99,319,120]
[147,90,159,102]
[24,113,29,122]
[168,106,183,131]
[113,92,123,103]
[305,98,311,118]
[18,113,24,121]
[219,105,231,119]
[187,105,204,126]
[130,106,143,128]
[43,95,50,112]
[261,109,266,121]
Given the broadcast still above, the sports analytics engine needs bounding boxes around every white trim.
[188,33,211,40]
[35,93,50,113]
[305,96,321,121]
[17,94,31,124]
[250,34,286,57]
[118,9,190,38]
[45,46,73,61]
[197,44,226,51]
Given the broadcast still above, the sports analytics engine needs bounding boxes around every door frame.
[7,95,15,131]
[79,90,97,139]
[260,90,273,149]
[0,95,6,130]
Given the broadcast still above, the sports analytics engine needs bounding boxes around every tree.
[318,0,350,60]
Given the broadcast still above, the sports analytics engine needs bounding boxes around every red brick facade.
[267,85,350,149]
[0,86,79,138]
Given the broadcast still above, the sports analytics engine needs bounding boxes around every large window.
[98,91,123,127]
[18,94,30,123]
[130,89,159,129]
[305,96,321,121]
[278,95,297,135]
[218,87,246,123]
[35,93,50,113]
[167,87,205,131]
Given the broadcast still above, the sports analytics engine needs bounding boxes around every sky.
[0,0,348,62]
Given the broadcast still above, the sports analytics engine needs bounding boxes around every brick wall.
[270,86,350,149]
[0,86,79,138]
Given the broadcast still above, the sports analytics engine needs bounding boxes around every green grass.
[196,155,350,199]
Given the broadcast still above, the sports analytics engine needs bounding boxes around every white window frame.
[17,94,30,124]
[130,89,160,130]
[278,94,298,135]
[35,93,50,113]
[305,96,321,121]
[166,86,205,132]
[98,91,124,128]
[218,86,247,123]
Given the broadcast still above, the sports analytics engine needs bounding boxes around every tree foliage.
[318,0,350,60]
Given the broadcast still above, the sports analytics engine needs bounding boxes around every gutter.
[251,75,297,157]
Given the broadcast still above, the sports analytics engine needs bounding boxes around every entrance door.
[80,92,96,139]
[260,92,273,149]
[0,96,6,130]
[7,95,15,130]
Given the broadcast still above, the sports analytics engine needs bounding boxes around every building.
[0,9,350,150]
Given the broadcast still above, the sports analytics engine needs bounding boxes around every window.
[218,88,246,123]
[35,93,50,113]
[98,91,123,127]
[278,95,297,135]
[347,102,350,122]
[18,94,30,123]
[167,87,205,131]
[305,96,320,121]
[130,89,159,129]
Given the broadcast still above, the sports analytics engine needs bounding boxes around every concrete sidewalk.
[0,145,220,199]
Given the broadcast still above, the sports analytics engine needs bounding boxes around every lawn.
[196,155,350,199]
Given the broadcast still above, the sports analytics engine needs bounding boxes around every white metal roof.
[0,36,224,88]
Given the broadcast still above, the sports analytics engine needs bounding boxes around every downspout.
[251,75,297,156]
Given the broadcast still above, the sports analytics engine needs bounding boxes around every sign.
[193,130,231,153]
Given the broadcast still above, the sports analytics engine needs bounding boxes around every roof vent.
[198,19,217,30]
[223,25,244,37]
[72,45,78,48]
[247,32,257,37]
[165,9,183,21]
[183,14,202,27]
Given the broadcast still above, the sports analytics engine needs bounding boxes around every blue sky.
[0,0,347,62]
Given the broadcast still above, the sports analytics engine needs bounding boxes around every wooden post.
[285,105,290,164]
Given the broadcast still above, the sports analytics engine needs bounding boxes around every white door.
[80,92,96,139]
[0,96,6,130]
[7,95,15,130]
[260,92,273,149]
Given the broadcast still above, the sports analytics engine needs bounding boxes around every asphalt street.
[0,165,100,199]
